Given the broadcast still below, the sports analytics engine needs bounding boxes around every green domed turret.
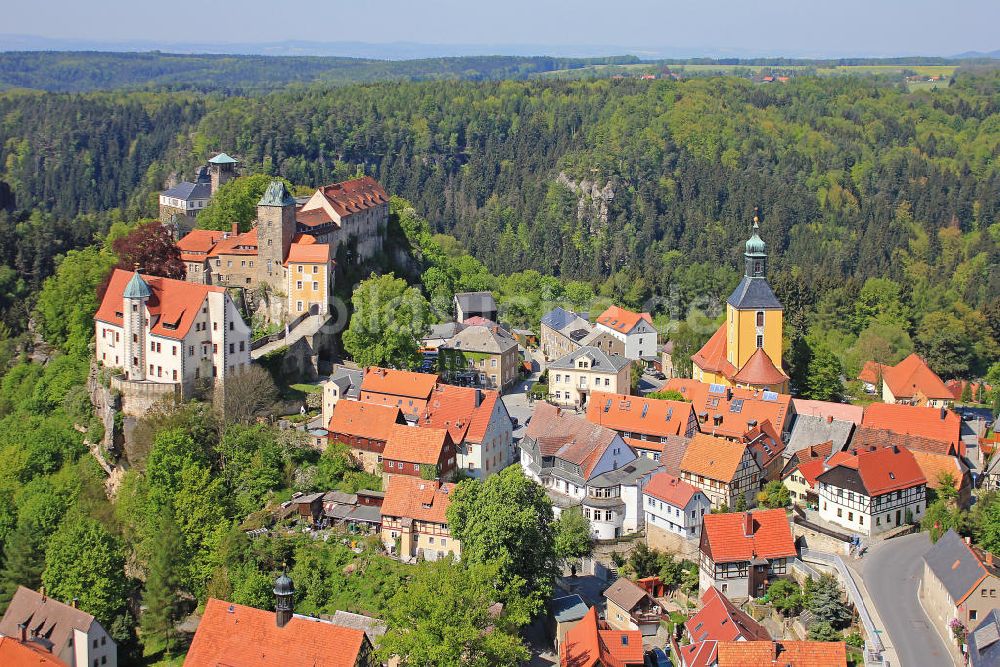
[745,220,766,256]
[743,208,767,277]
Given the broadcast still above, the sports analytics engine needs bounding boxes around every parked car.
[645,647,671,667]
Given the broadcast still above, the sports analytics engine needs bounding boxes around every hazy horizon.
[3,0,998,60]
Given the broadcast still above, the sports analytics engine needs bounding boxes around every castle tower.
[273,569,295,628]
[256,180,297,292]
[207,153,239,195]
[122,269,151,381]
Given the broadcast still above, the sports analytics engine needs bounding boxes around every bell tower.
[744,207,767,278]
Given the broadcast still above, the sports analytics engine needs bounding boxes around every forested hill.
[0,52,642,92]
[0,71,998,379]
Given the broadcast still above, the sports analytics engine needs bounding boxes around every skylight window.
[889,472,895,480]
[641,404,648,418]
[665,408,673,421]
[709,383,726,395]
[730,399,744,413]
[762,391,779,402]
[604,399,612,413]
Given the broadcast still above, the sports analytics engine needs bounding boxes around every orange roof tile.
[0,637,66,667]
[284,241,332,266]
[732,347,788,387]
[644,472,702,508]
[852,425,957,456]
[586,391,695,439]
[177,230,226,261]
[701,510,797,563]
[680,433,751,483]
[208,227,258,257]
[95,269,225,341]
[295,207,334,227]
[862,403,962,452]
[880,353,952,400]
[664,379,793,440]
[596,305,653,334]
[686,586,770,644]
[327,401,403,442]
[380,475,453,524]
[559,607,644,667]
[360,367,438,400]
[691,324,737,378]
[788,459,826,489]
[183,598,368,667]
[382,424,451,465]
[715,640,847,667]
[902,449,966,492]
[858,360,883,385]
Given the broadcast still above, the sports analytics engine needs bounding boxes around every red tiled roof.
[945,379,993,401]
[596,305,653,334]
[284,241,332,266]
[744,419,785,469]
[328,401,403,442]
[380,475,453,524]
[295,207,334,228]
[559,607,644,667]
[732,347,788,387]
[361,367,438,400]
[586,391,695,439]
[818,446,926,496]
[791,399,863,425]
[417,384,477,443]
[880,353,952,400]
[852,425,957,457]
[645,471,702,508]
[680,433,751,483]
[686,586,770,644]
[208,228,258,257]
[527,402,623,479]
[701,509,797,564]
[177,230,226,262]
[0,637,66,667]
[691,325,737,378]
[862,403,962,452]
[788,458,826,489]
[95,269,225,341]
[183,598,368,667]
[382,424,451,465]
[316,177,388,217]
[678,640,718,667]
[715,640,847,667]
[664,379,793,440]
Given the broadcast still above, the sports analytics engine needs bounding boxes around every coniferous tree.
[140,510,184,656]
[0,521,45,613]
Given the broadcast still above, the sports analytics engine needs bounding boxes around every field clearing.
[536,62,958,80]
[828,64,956,76]
[907,80,949,91]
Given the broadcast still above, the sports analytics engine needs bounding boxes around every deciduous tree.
[197,174,294,233]
[42,517,126,626]
[553,508,592,561]
[342,273,432,370]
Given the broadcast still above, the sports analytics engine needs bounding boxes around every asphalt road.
[862,532,956,667]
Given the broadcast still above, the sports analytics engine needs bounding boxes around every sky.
[4,0,999,58]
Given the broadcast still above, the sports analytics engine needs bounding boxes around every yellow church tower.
[691,209,789,392]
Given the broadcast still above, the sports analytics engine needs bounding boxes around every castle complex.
[167,154,389,323]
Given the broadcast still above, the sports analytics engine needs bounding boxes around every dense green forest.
[0,52,642,92]
[1,70,997,386]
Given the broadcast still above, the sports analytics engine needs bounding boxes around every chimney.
[40,586,46,602]
[18,622,26,643]
[71,597,79,609]
[743,512,754,537]
[726,388,733,401]
[826,415,834,424]
[232,222,239,236]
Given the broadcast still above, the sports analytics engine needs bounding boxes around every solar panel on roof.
[641,404,648,418]
[762,391,779,401]
[730,399,744,413]
[709,383,726,395]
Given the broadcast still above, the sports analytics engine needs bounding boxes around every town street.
[862,532,957,667]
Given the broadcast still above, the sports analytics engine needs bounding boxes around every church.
[691,212,789,393]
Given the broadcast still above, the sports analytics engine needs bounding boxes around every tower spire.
[744,207,767,278]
